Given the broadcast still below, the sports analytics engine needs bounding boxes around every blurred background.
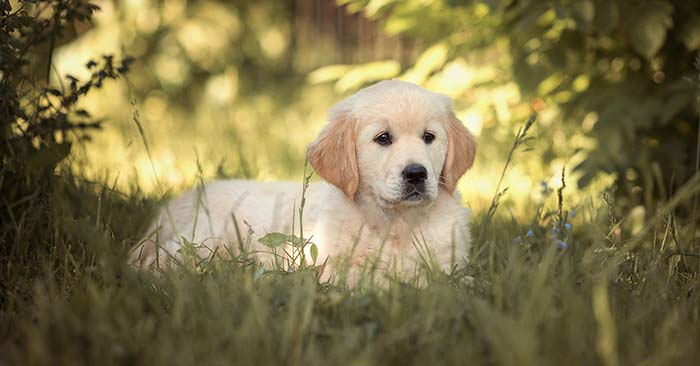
[49,0,699,216]
[4,2,700,362]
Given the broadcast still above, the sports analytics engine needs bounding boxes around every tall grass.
[4,2,699,364]
[2,111,700,366]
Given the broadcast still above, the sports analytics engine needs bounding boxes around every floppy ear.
[307,106,359,199]
[441,114,477,193]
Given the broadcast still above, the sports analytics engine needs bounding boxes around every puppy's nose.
[402,164,427,185]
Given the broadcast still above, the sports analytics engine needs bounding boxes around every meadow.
[3,114,700,365]
[2,0,700,365]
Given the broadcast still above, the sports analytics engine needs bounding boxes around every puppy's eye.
[374,132,392,146]
[423,131,435,144]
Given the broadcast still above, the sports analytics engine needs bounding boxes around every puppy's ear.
[441,114,477,193]
[307,105,359,199]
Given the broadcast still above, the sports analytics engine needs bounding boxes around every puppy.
[130,80,477,282]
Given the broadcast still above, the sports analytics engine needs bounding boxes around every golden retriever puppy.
[130,80,476,282]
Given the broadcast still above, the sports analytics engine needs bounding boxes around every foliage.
[109,0,297,101]
[499,0,699,200]
[47,0,318,191]
[1,1,700,365]
[342,0,700,210]
[2,163,700,365]
[0,0,132,295]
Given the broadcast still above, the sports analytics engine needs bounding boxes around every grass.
[4,2,699,364]
[2,122,700,366]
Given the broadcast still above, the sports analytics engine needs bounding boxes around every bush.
[345,0,700,209]
[1,2,700,365]
[0,0,132,296]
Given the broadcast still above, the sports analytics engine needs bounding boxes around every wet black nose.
[402,164,427,185]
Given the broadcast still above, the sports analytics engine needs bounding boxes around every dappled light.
[48,0,624,215]
[2,0,700,365]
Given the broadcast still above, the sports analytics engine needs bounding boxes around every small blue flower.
[253,267,265,281]
[513,236,523,245]
[555,239,568,250]
[570,210,576,218]
[565,223,572,230]
[526,229,535,237]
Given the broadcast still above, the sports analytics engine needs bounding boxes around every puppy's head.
[307,80,476,207]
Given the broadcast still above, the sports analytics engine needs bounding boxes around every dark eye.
[374,132,392,146]
[423,131,435,144]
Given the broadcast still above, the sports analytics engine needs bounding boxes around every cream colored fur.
[130,80,477,281]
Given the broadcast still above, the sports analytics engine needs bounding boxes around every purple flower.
[555,239,568,250]
[570,211,576,218]
[526,229,535,237]
[565,223,572,230]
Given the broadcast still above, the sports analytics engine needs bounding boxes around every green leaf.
[307,64,350,84]
[288,235,305,247]
[258,232,288,248]
[401,42,449,84]
[26,143,72,170]
[335,60,401,93]
[309,243,318,264]
[75,109,91,117]
[627,1,673,59]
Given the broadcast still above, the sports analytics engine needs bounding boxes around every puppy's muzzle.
[401,164,427,200]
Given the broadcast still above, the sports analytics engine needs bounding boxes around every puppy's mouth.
[378,191,432,207]
[378,191,426,206]
[402,190,424,201]
[377,182,434,207]
[399,183,431,205]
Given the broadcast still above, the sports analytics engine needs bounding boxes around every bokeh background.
[3,2,700,364]
[51,0,699,216]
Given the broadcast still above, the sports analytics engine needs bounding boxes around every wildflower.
[552,228,560,236]
[526,229,535,237]
[555,239,568,250]
[513,236,523,245]
[570,210,576,218]
[565,223,572,230]
[253,267,265,281]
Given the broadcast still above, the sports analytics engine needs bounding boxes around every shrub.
[0,0,131,293]
[345,0,700,209]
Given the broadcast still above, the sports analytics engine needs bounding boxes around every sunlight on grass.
[4,0,699,365]
[41,0,619,218]
[57,57,614,217]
